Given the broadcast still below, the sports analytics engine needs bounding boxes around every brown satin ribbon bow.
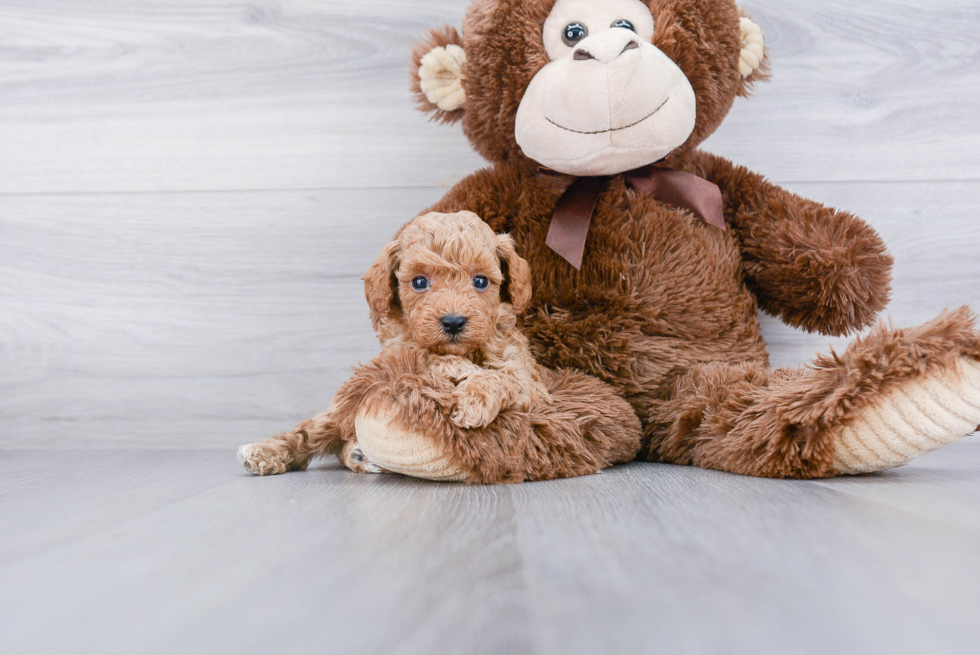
[545,164,726,270]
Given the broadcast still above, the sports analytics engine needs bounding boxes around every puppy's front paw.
[431,356,482,384]
[451,385,501,429]
[238,443,293,476]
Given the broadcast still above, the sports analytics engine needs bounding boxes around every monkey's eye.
[411,276,429,291]
[611,20,636,32]
[562,23,588,47]
[472,276,490,291]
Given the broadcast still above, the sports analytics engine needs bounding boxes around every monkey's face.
[411,0,767,175]
[515,0,697,176]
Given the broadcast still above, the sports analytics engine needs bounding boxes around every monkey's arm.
[687,150,893,336]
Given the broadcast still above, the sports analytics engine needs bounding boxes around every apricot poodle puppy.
[238,211,640,483]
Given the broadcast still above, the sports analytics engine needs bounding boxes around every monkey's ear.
[363,241,401,331]
[496,234,532,314]
[411,25,467,123]
[738,15,770,95]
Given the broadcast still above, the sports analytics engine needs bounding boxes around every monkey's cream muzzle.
[515,26,697,177]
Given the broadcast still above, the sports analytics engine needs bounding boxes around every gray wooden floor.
[3,446,980,654]
[2,1,980,653]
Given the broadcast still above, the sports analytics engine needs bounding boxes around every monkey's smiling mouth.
[545,97,670,135]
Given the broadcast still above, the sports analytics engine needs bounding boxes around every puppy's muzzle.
[440,315,467,336]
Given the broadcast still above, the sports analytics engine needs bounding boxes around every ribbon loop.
[625,166,727,231]
[544,176,610,270]
[546,165,726,269]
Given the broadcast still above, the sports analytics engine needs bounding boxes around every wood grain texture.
[2,447,980,655]
[2,182,978,448]
[0,0,978,195]
[0,187,444,447]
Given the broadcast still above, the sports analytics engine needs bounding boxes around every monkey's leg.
[343,352,469,481]
[506,368,642,482]
[355,367,642,484]
[649,309,980,478]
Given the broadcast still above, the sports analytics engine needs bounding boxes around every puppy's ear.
[363,241,401,330]
[496,234,532,314]
[411,25,466,124]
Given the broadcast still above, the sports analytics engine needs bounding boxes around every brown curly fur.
[239,212,641,482]
[396,0,980,479]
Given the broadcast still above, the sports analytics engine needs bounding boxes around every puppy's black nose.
[440,315,467,335]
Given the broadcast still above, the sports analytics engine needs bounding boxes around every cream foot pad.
[355,405,468,482]
[834,357,980,474]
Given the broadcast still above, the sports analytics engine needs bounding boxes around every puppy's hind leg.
[239,408,346,476]
[338,440,387,475]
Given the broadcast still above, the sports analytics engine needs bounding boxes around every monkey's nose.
[573,30,640,64]
[441,315,467,335]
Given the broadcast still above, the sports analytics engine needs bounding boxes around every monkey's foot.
[834,357,980,474]
[355,402,467,482]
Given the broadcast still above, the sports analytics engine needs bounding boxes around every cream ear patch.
[419,44,467,112]
[739,17,765,78]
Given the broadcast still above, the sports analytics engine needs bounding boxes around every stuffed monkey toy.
[242,0,980,482]
[350,0,980,480]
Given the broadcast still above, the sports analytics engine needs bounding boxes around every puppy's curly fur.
[238,212,642,483]
[370,211,551,430]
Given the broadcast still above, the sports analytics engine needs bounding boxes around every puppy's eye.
[472,275,489,291]
[562,23,588,47]
[411,276,429,291]
[611,20,636,32]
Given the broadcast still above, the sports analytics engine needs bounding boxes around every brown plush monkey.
[349,0,980,480]
[241,0,980,482]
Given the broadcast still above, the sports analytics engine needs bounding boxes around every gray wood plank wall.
[2,0,979,449]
